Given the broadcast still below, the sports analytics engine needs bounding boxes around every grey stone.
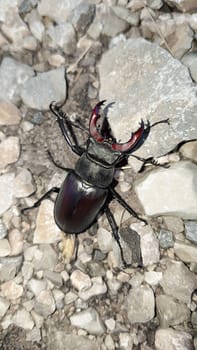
[130,223,159,266]
[43,270,63,287]
[87,17,103,40]
[21,67,66,110]
[27,278,47,296]
[12,308,34,330]
[0,255,23,282]
[182,52,197,83]
[160,260,197,303]
[19,0,38,15]
[165,0,197,12]
[174,240,197,263]
[107,276,122,295]
[191,311,197,328]
[0,0,18,22]
[125,284,155,323]
[21,261,34,283]
[190,14,197,32]
[52,289,64,309]
[129,272,144,288]
[32,111,44,125]
[112,6,140,26]
[64,291,78,305]
[166,22,193,59]
[185,220,197,244]
[47,333,98,350]
[141,16,193,59]
[194,337,197,350]
[33,200,62,244]
[0,220,7,239]
[46,23,76,55]
[179,141,197,163]
[0,101,21,126]
[70,269,91,291]
[105,335,115,349]
[32,244,58,271]
[102,7,130,37]
[118,227,142,266]
[0,137,20,171]
[69,1,95,35]
[155,328,193,350]
[162,216,184,235]
[1,8,33,52]
[156,294,190,327]
[14,168,35,198]
[119,332,134,350]
[86,262,106,277]
[8,229,23,256]
[34,290,56,317]
[70,307,105,335]
[127,0,146,11]
[0,57,34,103]
[0,239,10,257]
[1,280,23,300]
[25,9,45,42]
[78,277,107,301]
[97,227,113,253]
[146,0,163,9]
[0,297,10,319]
[26,327,41,343]
[37,0,82,24]
[158,229,174,249]
[144,271,162,286]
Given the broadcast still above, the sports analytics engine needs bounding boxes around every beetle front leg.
[104,206,129,268]
[110,187,147,225]
[21,187,60,214]
[50,102,84,156]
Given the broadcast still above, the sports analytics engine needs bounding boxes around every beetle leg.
[128,154,170,172]
[21,187,60,214]
[104,206,129,268]
[47,150,72,171]
[50,102,84,156]
[109,187,147,225]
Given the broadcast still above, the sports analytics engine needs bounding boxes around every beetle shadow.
[102,101,116,117]
[98,101,116,140]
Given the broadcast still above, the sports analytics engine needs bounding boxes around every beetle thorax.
[87,138,121,166]
[75,153,115,188]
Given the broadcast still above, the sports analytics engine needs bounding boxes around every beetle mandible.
[22,76,169,267]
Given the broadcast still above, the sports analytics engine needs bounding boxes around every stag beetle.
[22,77,169,267]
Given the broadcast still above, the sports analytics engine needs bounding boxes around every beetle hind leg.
[110,187,147,225]
[105,206,129,268]
[21,187,60,214]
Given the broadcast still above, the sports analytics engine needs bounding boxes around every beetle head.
[89,100,145,153]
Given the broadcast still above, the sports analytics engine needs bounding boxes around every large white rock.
[99,38,197,158]
[135,161,197,219]
[33,200,62,244]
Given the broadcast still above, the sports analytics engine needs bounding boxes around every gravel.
[0,0,197,349]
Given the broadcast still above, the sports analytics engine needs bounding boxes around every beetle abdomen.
[54,171,108,233]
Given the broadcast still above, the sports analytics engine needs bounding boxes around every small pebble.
[1,280,23,300]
